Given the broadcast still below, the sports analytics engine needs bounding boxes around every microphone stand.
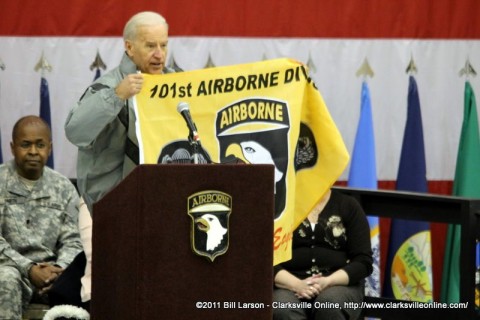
[177,102,213,164]
[185,125,212,164]
[188,131,201,164]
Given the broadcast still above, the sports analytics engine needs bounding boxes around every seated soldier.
[0,115,83,319]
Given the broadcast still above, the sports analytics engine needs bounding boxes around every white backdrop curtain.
[0,36,479,180]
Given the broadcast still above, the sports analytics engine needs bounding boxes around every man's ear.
[125,40,133,56]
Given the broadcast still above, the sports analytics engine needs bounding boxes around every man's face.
[126,23,169,74]
[10,121,52,180]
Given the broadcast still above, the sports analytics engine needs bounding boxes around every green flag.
[441,81,480,303]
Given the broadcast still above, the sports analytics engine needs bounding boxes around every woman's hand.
[309,274,331,292]
[308,269,349,295]
[294,276,321,299]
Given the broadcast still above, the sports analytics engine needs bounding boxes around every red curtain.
[1,0,479,38]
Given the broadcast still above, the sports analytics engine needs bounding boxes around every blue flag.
[94,68,101,81]
[0,130,3,164]
[383,75,433,301]
[348,81,380,297]
[40,77,54,168]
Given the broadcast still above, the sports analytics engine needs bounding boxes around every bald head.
[12,116,52,142]
[10,115,52,180]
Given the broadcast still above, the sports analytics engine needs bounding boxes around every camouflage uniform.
[0,160,82,320]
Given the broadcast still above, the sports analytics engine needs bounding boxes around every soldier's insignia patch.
[188,191,232,262]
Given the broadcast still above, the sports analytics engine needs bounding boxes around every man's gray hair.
[123,11,168,41]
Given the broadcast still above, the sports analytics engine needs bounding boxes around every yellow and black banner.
[134,58,349,265]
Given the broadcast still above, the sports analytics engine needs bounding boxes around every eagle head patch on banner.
[133,58,349,265]
[216,97,289,219]
[188,190,232,262]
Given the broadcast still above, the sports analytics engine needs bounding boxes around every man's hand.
[115,73,144,100]
[28,263,64,290]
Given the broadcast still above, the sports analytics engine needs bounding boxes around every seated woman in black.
[273,188,373,320]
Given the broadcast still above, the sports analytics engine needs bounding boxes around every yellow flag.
[134,58,349,264]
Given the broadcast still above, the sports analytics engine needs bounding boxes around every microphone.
[177,102,200,143]
[176,101,213,164]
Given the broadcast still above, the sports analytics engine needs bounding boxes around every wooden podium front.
[91,164,274,319]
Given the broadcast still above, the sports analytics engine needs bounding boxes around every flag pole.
[0,56,5,71]
[0,56,5,164]
[90,50,107,71]
[349,56,380,298]
[356,57,374,79]
[458,57,477,79]
[442,57,480,304]
[204,53,216,69]
[34,51,53,76]
[35,51,54,168]
[306,52,317,74]
[90,50,107,81]
[383,55,433,302]
[406,54,417,75]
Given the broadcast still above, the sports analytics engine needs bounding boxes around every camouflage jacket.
[0,160,82,278]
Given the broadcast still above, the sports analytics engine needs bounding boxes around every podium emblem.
[188,191,232,262]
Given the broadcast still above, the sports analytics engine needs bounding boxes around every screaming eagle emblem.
[188,191,232,262]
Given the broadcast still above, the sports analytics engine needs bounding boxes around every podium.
[91,164,275,319]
